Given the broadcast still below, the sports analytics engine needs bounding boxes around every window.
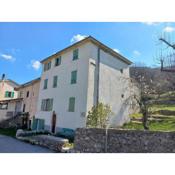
[121,94,124,98]
[73,49,79,60]
[53,76,58,88]
[41,99,53,111]
[68,97,75,112]
[5,91,14,98]
[55,56,61,66]
[120,69,123,73]
[44,61,51,71]
[26,91,29,98]
[43,79,48,89]
[23,104,26,112]
[19,91,23,98]
[0,103,8,110]
[71,70,77,84]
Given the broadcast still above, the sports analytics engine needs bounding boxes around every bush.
[86,103,113,128]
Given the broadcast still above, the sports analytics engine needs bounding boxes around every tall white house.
[36,36,132,132]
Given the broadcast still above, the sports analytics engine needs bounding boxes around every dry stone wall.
[74,128,175,153]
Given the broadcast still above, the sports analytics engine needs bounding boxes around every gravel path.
[0,135,54,153]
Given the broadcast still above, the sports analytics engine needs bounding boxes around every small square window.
[120,69,123,73]
[55,56,61,66]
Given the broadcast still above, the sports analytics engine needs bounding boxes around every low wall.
[74,128,175,153]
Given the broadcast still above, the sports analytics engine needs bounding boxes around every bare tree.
[158,35,175,72]
[129,65,155,130]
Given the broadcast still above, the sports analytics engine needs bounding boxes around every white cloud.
[70,34,87,43]
[0,53,15,61]
[30,60,41,70]
[142,22,159,26]
[133,50,141,56]
[113,48,120,53]
[163,26,175,33]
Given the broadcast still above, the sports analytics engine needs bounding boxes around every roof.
[0,98,23,103]
[0,79,19,87]
[40,36,132,65]
[15,77,41,90]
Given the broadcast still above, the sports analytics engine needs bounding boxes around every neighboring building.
[0,78,22,121]
[0,79,19,101]
[36,36,132,132]
[0,77,40,127]
[15,78,41,126]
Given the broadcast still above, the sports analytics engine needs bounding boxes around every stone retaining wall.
[74,128,175,153]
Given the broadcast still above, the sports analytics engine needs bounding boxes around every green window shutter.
[41,99,45,111]
[68,97,75,112]
[5,91,9,98]
[32,119,38,130]
[53,76,58,88]
[48,99,53,111]
[48,62,51,70]
[71,70,77,84]
[11,92,14,98]
[73,49,79,60]
[38,119,45,130]
[43,79,48,89]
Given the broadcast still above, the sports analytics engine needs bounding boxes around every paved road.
[0,135,54,153]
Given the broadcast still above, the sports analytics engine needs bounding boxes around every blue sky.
[0,22,175,84]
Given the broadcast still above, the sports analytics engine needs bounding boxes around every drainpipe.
[96,47,108,152]
[96,47,100,105]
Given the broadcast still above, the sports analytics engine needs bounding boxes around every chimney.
[1,74,5,81]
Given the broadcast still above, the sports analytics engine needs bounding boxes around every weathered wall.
[74,128,175,153]
[18,80,40,119]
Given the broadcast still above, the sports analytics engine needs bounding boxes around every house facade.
[0,79,19,101]
[15,78,41,123]
[0,79,21,121]
[36,36,132,132]
[0,77,40,126]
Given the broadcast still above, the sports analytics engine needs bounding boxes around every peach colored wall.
[18,80,40,119]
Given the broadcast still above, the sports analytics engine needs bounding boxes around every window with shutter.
[5,91,8,98]
[68,97,75,112]
[73,49,79,60]
[12,92,14,98]
[53,76,58,88]
[43,79,48,89]
[55,56,61,66]
[71,70,77,84]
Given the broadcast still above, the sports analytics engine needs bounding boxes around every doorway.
[51,111,56,133]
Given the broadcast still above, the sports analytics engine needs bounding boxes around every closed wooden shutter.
[68,97,75,112]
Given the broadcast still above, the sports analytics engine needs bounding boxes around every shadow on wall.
[109,101,130,127]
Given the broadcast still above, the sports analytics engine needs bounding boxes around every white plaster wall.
[36,43,91,130]
[87,44,131,127]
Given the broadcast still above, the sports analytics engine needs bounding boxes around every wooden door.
[51,112,56,133]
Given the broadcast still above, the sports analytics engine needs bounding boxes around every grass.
[123,102,175,131]
[0,128,17,137]
[149,104,175,113]
[123,119,175,131]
